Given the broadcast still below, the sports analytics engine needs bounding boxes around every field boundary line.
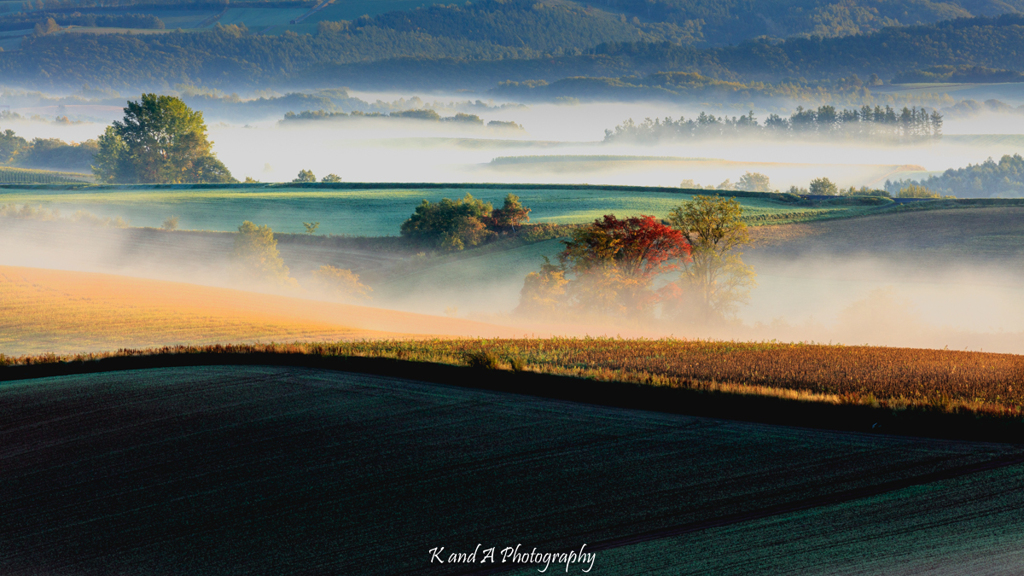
[4,351,1024,444]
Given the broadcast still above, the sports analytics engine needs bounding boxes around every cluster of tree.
[291,169,340,183]
[942,98,1024,119]
[93,93,235,184]
[604,105,942,143]
[886,154,1024,198]
[782,177,937,198]
[399,193,531,251]
[174,87,527,122]
[516,196,754,323]
[682,172,776,193]
[0,127,97,170]
[281,109,486,125]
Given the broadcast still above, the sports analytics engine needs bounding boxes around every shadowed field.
[2,365,1024,575]
[0,265,520,355]
[750,206,1024,261]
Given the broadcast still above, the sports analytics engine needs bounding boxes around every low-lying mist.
[7,93,1024,190]
[3,90,1023,355]
[2,217,1022,355]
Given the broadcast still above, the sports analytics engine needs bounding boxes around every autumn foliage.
[518,214,690,318]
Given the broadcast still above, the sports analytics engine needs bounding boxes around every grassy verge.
[4,339,1024,443]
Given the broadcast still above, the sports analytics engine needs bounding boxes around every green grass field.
[0,185,855,236]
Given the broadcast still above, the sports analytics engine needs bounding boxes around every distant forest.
[0,126,95,171]
[889,154,1024,198]
[11,0,1024,46]
[604,105,943,142]
[6,5,1024,91]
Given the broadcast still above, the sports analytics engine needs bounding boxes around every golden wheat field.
[0,265,520,355]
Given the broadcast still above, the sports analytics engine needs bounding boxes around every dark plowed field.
[3,366,1023,575]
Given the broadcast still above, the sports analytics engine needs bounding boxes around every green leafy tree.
[321,173,342,182]
[737,172,773,192]
[293,169,316,183]
[303,221,320,235]
[0,129,28,164]
[399,193,494,251]
[898,183,940,198]
[232,221,296,287]
[161,216,179,231]
[487,193,531,232]
[809,177,839,196]
[93,94,234,184]
[667,196,756,321]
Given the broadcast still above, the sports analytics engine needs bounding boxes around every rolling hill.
[2,363,1024,574]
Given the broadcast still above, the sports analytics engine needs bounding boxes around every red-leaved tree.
[518,214,691,318]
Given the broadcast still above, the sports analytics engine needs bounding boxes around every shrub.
[232,221,296,287]
[308,265,371,301]
[465,350,498,369]
[292,169,316,183]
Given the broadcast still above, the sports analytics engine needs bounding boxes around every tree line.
[886,154,1024,199]
[604,105,943,143]
[0,127,97,171]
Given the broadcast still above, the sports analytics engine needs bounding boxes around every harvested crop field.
[3,365,1024,575]
[0,266,519,355]
[294,338,1024,413]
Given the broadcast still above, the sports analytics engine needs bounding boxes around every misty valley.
[4,0,1024,573]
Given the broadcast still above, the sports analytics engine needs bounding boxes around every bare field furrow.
[1,366,1020,575]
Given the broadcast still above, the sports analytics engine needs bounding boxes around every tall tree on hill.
[93,93,235,184]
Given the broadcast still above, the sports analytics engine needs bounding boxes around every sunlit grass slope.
[0,266,519,355]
